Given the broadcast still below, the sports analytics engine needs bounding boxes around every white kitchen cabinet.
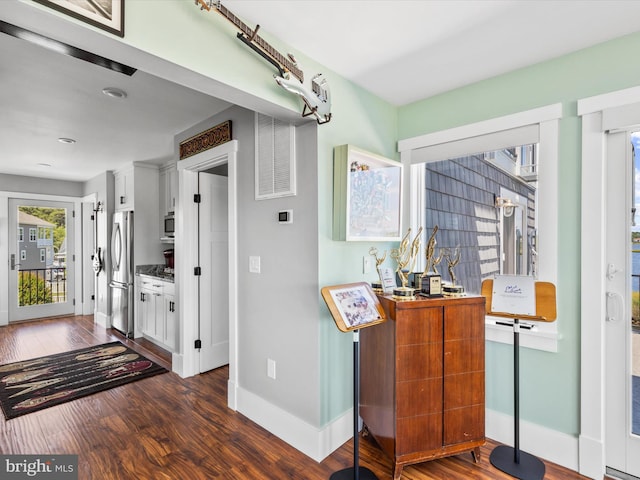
[163,283,176,350]
[160,163,178,215]
[114,166,134,211]
[135,275,176,351]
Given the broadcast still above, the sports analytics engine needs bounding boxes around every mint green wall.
[316,75,398,424]
[399,31,640,435]
[17,0,640,439]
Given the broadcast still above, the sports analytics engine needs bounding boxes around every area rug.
[0,342,168,420]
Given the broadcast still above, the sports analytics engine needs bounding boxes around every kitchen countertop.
[136,264,174,282]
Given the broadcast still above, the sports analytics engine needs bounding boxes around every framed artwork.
[33,0,125,37]
[321,282,386,332]
[333,144,403,241]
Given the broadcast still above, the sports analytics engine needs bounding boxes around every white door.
[198,172,229,373]
[8,198,75,321]
[605,130,640,477]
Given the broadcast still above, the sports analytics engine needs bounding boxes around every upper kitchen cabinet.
[159,162,178,215]
[114,163,160,212]
[114,166,134,211]
[112,162,163,266]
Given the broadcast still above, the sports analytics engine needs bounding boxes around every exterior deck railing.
[633,274,640,330]
[18,267,66,306]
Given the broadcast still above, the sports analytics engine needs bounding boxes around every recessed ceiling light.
[37,163,52,168]
[102,87,127,99]
[58,137,76,144]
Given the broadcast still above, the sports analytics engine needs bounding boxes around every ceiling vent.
[255,113,296,200]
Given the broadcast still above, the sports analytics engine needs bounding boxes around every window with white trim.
[29,228,36,242]
[399,104,561,352]
[18,227,23,242]
[39,249,45,263]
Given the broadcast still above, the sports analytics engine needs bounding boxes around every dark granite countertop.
[136,264,174,282]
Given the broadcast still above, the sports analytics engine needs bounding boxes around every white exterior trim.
[576,86,640,479]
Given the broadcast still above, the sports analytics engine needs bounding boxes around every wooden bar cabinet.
[359,294,486,479]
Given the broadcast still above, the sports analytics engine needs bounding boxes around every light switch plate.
[249,256,261,273]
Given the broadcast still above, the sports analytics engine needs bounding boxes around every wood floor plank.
[0,315,592,479]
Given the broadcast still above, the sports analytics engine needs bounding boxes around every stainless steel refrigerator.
[109,211,134,337]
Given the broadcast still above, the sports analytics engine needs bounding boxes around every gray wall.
[175,105,321,426]
[0,174,84,197]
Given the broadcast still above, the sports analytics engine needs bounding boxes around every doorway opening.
[8,198,75,322]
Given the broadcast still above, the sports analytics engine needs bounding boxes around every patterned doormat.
[0,342,168,420]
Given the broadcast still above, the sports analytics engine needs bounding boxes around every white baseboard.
[486,408,579,472]
[94,311,109,329]
[171,352,184,377]
[235,385,352,462]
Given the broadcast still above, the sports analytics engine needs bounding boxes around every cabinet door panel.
[444,338,484,375]
[444,304,485,340]
[397,378,442,417]
[444,371,484,410]
[443,404,484,445]
[397,414,442,454]
[396,308,442,345]
[397,344,442,382]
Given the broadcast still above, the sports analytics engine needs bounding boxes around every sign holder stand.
[481,279,557,480]
[321,282,386,480]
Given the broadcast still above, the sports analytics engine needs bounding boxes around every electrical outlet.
[267,358,276,379]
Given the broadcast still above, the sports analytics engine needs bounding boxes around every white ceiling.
[2,0,640,182]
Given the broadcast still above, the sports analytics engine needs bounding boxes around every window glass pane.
[423,144,538,294]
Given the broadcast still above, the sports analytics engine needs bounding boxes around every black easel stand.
[489,319,545,480]
[331,330,378,480]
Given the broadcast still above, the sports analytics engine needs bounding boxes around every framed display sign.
[321,282,386,332]
[490,275,536,316]
[333,145,403,241]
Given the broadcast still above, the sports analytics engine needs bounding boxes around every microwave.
[164,212,175,237]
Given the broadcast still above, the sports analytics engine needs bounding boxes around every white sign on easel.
[491,275,536,316]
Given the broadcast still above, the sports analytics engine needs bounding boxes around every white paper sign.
[491,275,536,316]
[380,267,396,293]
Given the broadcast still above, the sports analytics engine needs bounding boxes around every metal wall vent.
[255,113,296,200]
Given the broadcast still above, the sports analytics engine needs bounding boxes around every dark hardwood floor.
[0,315,592,479]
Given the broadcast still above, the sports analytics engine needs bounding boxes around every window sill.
[485,315,559,352]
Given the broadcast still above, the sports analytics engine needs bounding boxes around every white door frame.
[0,192,83,326]
[579,87,640,479]
[175,140,239,410]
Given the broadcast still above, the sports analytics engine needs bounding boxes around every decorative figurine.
[390,227,423,300]
[442,246,465,296]
[420,226,443,297]
[369,246,386,294]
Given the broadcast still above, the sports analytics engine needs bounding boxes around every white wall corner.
[94,311,109,329]
[171,352,184,377]
[485,408,579,473]
[236,385,352,462]
[578,434,604,480]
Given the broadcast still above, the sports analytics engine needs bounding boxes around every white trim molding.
[576,87,640,479]
[235,384,353,462]
[175,140,239,411]
[399,104,562,352]
[485,408,579,473]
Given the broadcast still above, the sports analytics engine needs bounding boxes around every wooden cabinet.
[136,275,176,351]
[360,295,486,480]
